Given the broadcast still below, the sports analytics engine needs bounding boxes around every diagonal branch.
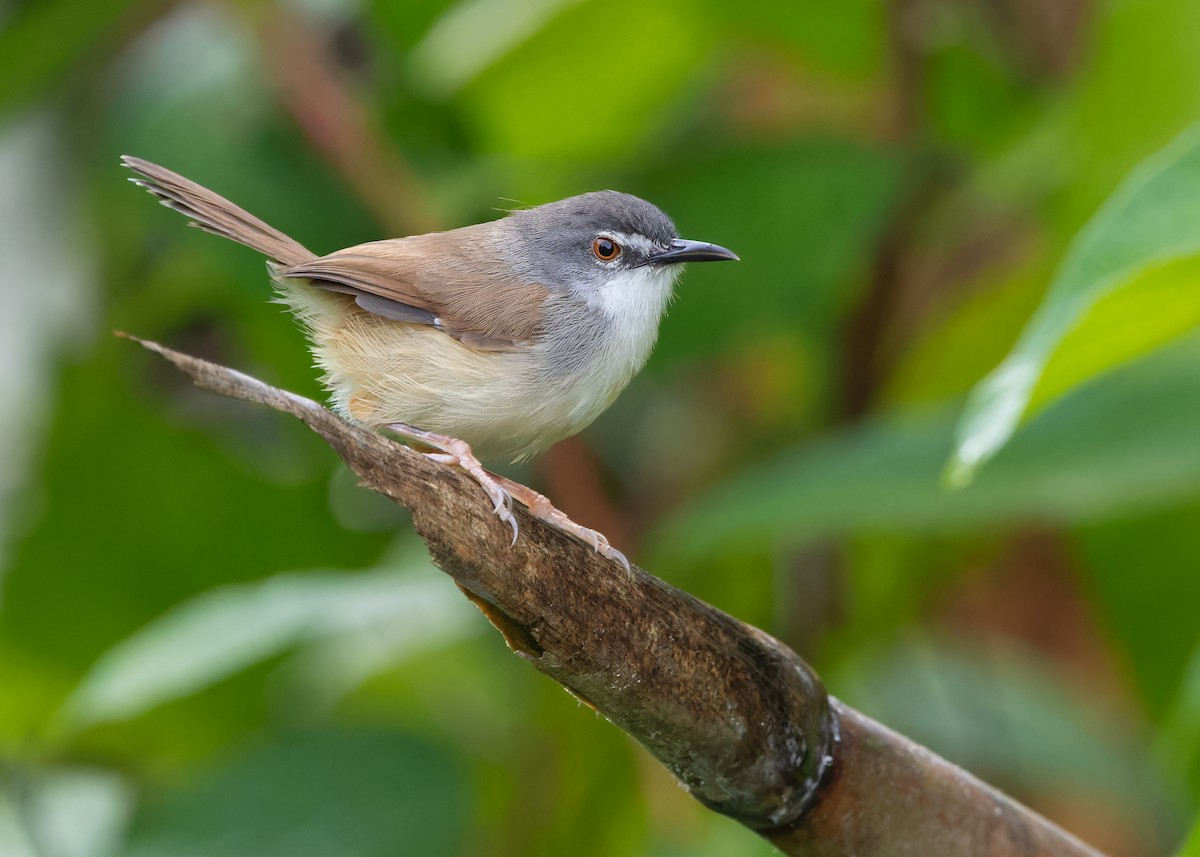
[124,334,1107,857]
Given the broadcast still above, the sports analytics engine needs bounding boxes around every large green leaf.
[1177,816,1200,857]
[657,336,1200,559]
[948,125,1200,484]
[57,560,474,733]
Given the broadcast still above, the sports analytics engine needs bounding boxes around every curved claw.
[604,546,632,576]
[504,508,519,546]
[412,433,521,546]
[558,519,631,575]
[479,481,518,545]
[402,431,630,572]
[486,474,633,573]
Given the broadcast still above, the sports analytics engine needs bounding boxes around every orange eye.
[592,237,621,261]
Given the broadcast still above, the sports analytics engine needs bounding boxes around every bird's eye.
[592,237,621,261]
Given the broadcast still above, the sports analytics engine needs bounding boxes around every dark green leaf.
[0,0,140,113]
[122,730,468,857]
[659,337,1200,558]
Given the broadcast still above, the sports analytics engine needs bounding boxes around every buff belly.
[274,281,627,463]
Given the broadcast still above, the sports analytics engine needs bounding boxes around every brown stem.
[839,0,928,419]
[252,8,440,236]
[122,334,1107,857]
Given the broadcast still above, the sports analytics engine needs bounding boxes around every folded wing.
[284,230,547,351]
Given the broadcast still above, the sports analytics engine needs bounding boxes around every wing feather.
[284,228,547,351]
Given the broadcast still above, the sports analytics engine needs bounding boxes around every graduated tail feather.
[121,156,315,268]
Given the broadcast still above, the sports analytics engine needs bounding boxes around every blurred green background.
[2,0,1200,855]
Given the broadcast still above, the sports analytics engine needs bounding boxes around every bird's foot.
[384,423,518,544]
[492,475,631,575]
[383,423,630,572]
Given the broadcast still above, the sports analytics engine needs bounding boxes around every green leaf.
[121,730,468,857]
[1177,816,1200,857]
[832,640,1158,807]
[656,337,1200,559]
[1157,643,1200,807]
[0,767,135,857]
[1075,507,1200,717]
[1028,255,1200,412]
[644,139,903,365]
[451,0,710,166]
[58,560,473,732]
[0,0,140,114]
[948,125,1200,484]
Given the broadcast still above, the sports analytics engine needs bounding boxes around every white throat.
[592,264,679,339]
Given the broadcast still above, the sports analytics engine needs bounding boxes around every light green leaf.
[0,768,134,857]
[58,557,473,732]
[1156,642,1200,807]
[949,125,1200,485]
[1028,255,1200,412]
[454,0,710,166]
[407,0,582,95]
[1178,817,1200,857]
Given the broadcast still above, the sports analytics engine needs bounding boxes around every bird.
[122,156,738,569]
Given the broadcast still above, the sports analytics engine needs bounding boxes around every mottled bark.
[126,334,1106,857]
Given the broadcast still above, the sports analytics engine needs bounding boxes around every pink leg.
[385,423,631,573]
[384,423,518,544]
[491,474,631,574]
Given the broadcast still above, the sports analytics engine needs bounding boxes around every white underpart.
[554,253,680,425]
[590,262,678,376]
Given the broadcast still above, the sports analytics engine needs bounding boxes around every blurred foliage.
[950,126,1200,482]
[1,0,1199,855]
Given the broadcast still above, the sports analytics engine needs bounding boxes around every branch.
[125,335,1107,857]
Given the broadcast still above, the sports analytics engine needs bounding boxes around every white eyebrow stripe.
[605,231,660,256]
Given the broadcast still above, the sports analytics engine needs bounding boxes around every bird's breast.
[529,268,677,439]
[282,274,672,462]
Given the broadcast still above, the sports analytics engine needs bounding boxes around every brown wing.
[283,225,547,351]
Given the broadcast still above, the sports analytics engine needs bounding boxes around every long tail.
[122,156,315,267]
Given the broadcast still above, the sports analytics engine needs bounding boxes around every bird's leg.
[489,474,631,575]
[383,423,630,572]
[383,423,518,544]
